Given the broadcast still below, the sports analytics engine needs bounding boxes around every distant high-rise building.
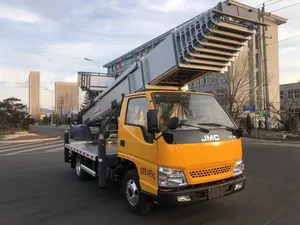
[28,71,40,118]
[55,82,79,114]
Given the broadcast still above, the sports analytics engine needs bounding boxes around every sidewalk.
[242,137,300,144]
[242,128,300,144]
[0,131,62,143]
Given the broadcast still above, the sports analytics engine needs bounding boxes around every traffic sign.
[243,105,256,112]
[255,110,269,116]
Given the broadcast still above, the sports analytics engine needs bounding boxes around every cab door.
[118,95,158,195]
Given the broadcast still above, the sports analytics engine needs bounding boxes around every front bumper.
[156,175,246,206]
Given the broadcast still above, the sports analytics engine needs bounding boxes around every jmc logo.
[201,134,220,142]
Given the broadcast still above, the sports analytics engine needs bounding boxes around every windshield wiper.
[178,123,210,133]
[197,123,237,133]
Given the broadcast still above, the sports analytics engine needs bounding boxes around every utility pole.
[262,3,271,129]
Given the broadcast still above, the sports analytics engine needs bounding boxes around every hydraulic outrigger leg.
[97,133,107,188]
[97,94,125,188]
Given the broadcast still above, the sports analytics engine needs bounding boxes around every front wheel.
[123,169,152,215]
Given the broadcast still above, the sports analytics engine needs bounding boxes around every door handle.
[120,140,125,147]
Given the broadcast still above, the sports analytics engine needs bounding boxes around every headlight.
[158,167,188,188]
[233,158,245,177]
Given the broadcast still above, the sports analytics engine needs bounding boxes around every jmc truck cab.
[64,90,245,215]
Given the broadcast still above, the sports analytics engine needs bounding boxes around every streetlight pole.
[84,57,100,73]
[44,88,54,126]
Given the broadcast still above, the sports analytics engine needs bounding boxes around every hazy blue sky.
[0,0,299,109]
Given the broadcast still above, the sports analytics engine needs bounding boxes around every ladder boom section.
[82,1,264,125]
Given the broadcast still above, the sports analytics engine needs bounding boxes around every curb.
[0,136,62,144]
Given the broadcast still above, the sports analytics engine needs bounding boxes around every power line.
[256,0,275,7]
[266,0,285,6]
[267,34,300,46]
[271,2,300,12]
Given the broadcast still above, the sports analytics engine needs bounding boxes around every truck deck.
[65,140,118,161]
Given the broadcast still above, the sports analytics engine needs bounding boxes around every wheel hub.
[126,179,139,206]
[75,157,81,175]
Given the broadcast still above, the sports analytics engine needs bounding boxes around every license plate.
[207,186,226,199]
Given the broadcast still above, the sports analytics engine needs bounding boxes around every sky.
[0,0,299,109]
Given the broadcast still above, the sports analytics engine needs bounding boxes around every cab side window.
[126,97,149,127]
[125,97,152,143]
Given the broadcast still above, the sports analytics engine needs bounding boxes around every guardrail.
[29,125,69,137]
[30,125,70,129]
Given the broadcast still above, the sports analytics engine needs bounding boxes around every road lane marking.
[0,141,45,150]
[0,140,63,153]
[45,148,63,153]
[0,139,62,149]
[5,143,64,155]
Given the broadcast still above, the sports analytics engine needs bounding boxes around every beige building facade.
[28,71,40,119]
[55,82,79,114]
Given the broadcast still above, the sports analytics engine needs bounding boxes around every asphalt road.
[1,140,300,225]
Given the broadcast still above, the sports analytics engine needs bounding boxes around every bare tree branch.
[270,91,300,131]
[214,52,260,121]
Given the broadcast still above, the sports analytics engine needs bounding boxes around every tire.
[75,154,89,181]
[123,169,152,215]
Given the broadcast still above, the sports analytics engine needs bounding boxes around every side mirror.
[167,117,179,130]
[235,128,243,138]
[147,110,159,134]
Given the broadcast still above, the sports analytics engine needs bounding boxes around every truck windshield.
[152,92,236,130]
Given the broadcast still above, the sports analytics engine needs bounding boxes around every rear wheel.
[75,154,88,181]
[123,169,152,215]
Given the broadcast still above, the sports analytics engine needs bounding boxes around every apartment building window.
[216,89,228,101]
[256,71,260,86]
[296,109,300,117]
[288,90,293,98]
[142,49,147,57]
[136,53,140,61]
[255,53,259,68]
[288,89,300,99]
[218,74,228,84]
[294,89,300,98]
[193,79,200,86]
[280,91,283,99]
[125,56,133,66]
[289,109,300,118]
[255,34,259,50]
[203,76,212,85]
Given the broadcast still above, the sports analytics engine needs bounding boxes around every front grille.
[189,165,232,178]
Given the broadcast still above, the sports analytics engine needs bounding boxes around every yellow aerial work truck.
[64,0,264,215]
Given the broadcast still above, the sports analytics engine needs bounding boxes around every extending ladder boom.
[81,0,265,126]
